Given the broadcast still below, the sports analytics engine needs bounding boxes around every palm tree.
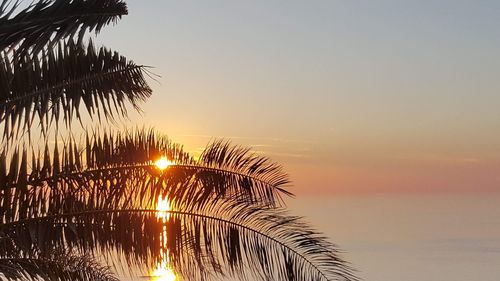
[0,1,358,281]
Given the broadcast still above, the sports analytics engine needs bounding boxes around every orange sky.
[95,0,500,195]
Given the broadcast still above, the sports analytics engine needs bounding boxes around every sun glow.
[155,157,173,170]
[150,264,177,281]
[150,196,177,281]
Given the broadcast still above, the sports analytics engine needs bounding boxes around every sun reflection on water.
[157,196,171,221]
[150,265,176,281]
[150,195,177,281]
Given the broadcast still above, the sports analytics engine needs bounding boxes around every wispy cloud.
[391,153,483,165]
[179,134,319,145]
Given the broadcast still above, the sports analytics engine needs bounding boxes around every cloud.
[391,153,483,165]
[179,134,319,145]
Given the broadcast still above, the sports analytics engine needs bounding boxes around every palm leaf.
[198,140,293,205]
[0,129,355,281]
[0,129,290,220]
[0,249,119,281]
[0,201,357,281]
[0,40,152,140]
[0,0,127,57]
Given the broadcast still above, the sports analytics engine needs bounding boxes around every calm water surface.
[290,193,500,281]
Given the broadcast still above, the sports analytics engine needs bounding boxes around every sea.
[290,193,500,281]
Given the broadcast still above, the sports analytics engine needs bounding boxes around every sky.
[3,2,500,281]
[96,0,500,195]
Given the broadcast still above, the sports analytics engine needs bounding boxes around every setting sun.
[155,157,173,170]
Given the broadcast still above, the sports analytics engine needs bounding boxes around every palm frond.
[0,129,321,280]
[200,140,293,205]
[0,0,127,56]
[0,201,357,281]
[0,40,152,140]
[0,249,119,281]
[0,129,290,220]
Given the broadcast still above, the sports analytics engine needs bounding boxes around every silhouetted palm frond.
[0,129,343,281]
[0,0,127,57]
[0,199,356,281]
[0,129,290,220]
[199,140,293,205]
[0,249,119,281]
[0,40,152,140]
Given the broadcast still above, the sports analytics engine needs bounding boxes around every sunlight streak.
[150,196,177,281]
[157,196,171,221]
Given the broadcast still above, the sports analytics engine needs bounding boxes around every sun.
[155,157,174,170]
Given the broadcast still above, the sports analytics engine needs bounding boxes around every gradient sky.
[96,0,500,195]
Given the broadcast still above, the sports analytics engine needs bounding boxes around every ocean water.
[288,193,500,281]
